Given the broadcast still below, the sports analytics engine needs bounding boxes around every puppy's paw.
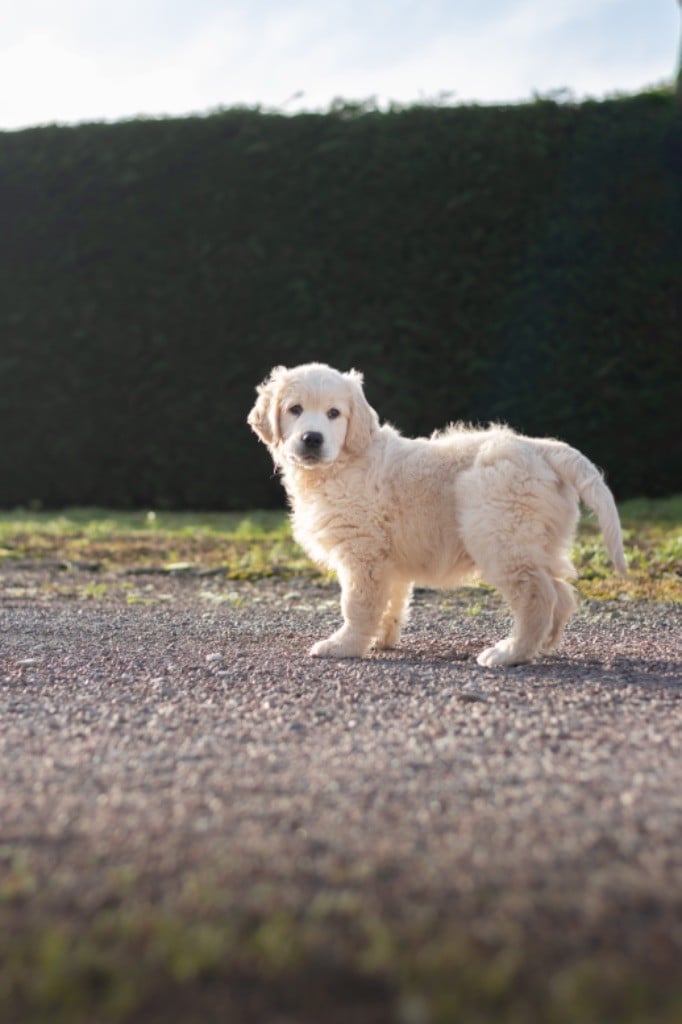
[374,621,401,650]
[373,637,398,651]
[309,635,366,659]
[476,638,526,668]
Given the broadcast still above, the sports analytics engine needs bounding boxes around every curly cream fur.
[248,363,626,667]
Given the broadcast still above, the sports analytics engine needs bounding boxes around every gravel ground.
[0,568,681,1021]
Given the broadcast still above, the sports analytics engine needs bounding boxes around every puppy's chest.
[290,481,384,555]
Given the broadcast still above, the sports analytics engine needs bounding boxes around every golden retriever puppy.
[248,363,626,667]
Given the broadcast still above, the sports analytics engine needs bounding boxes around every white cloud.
[342,0,673,107]
[0,0,677,130]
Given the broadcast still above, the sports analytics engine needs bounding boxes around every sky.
[0,0,679,132]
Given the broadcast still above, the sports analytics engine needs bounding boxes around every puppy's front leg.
[310,566,387,659]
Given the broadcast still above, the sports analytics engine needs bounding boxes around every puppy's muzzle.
[298,431,325,462]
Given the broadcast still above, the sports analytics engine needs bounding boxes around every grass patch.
[0,497,679,600]
[1,888,680,1024]
[576,495,681,601]
[0,508,310,581]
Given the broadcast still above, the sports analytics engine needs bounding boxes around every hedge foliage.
[0,91,679,508]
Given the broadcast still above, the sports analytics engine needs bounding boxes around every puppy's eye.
[289,404,303,417]
[327,408,341,420]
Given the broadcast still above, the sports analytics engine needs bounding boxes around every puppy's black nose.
[301,431,324,449]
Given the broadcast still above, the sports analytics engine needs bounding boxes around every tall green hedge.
[0,91,679,508]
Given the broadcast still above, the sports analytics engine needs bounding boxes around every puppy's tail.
[541,441,627,574]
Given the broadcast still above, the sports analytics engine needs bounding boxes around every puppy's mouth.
[292,448,327,467]
[289,438,332,467]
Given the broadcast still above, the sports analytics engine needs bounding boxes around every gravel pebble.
[0,572,681,987]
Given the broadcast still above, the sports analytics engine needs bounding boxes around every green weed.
[0,498,679,600]
[1,895,679,1024]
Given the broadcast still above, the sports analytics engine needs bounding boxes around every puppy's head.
[248,363,378,469]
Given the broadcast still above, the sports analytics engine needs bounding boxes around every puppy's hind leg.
[375,580,413,650]
[477,567,556,668]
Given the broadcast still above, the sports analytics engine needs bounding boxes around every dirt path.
[1,571,681,1021]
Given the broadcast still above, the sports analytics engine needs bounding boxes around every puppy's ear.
[247,366,287,448]
[343,369,379,454]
